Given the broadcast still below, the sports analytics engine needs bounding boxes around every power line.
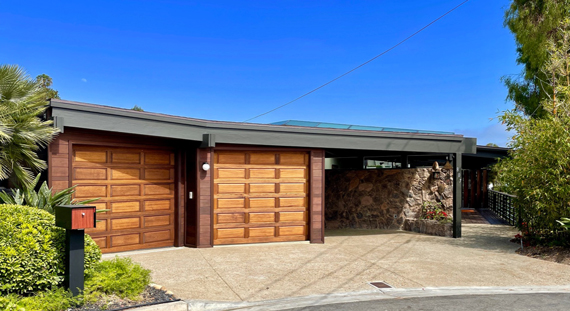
[243,0,471,123]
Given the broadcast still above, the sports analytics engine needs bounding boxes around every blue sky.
[1,0,517,146]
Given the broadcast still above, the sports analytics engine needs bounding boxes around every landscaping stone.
[325,168,453,230]
[402,218,453,237]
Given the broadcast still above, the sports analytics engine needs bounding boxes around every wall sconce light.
[432,161,441,179]
[202,162,210,171]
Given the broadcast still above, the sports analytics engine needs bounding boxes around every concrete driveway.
[110,224,570,302]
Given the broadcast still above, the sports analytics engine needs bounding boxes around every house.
[47,99,477,253]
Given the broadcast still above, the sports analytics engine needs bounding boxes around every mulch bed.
[516,245,570,265]
[70,286,177,311]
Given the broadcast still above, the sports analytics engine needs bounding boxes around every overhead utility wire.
[243,0,471,122]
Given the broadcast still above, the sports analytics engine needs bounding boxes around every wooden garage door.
[213,151,309,245]
[73,145,176,253]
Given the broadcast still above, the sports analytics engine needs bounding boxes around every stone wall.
[324,168,453,230]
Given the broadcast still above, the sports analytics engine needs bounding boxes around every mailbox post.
[55,205,96,296]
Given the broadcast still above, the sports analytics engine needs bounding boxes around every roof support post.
[452,152,462,238]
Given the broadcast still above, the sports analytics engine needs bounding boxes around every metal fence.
[487,190,517,226]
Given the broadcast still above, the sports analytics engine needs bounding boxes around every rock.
[358,183,373,191]
[361,196,374,206]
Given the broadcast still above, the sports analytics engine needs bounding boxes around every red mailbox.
[55,205,96,230]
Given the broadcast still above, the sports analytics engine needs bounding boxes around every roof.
[48,99,477,154]
[271,120,455,135]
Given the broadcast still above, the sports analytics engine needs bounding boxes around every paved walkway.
[114,224,570,302]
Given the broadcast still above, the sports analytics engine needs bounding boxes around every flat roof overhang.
[49,99,477,154]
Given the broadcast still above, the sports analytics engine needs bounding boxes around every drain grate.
[369,281,393,289]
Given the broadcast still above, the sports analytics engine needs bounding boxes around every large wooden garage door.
[213,151,309,245]
[73,145,176,253]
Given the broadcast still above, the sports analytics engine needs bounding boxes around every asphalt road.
[282,293,570,311]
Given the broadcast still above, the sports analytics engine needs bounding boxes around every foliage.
[84,257,151,301]
[420,201,450,223]
[131,105,144,111]
[558,217,570,230]
[35,74,60,100]
[496,19,570,236]
[0,287,78,311]
[503,0,570,117]
[0,64,59,187]
[0,204,101,295]
[486,143,499,147]
[0,174,98,214]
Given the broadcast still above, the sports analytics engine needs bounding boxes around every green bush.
[0,288,78,311]
[0,204,101,295]
[85,257,151,301]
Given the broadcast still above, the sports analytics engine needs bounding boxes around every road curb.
[131,301,187,311]
[186,285,570,311]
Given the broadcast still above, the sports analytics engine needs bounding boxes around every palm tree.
[0,64,58,187]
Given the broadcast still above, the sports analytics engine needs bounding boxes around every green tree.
[0,65,58,187]
[503,0,570,117]
[486,143,499,147]
[131,105,144,111]
[495,19,570,235]
[35,74,60,100]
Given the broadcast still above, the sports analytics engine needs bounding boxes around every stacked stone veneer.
[325,168,453,230]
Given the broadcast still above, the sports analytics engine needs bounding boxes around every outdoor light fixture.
[432,161,441,179]
[202,162,210,171]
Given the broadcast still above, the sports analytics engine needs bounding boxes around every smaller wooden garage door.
[213,151,309,245]
[73,145,176,253]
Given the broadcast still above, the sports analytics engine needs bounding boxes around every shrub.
[0,288,78,311]
[84,257,151,301]
[0,204,101,295]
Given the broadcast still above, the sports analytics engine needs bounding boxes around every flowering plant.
[420,201,450,223]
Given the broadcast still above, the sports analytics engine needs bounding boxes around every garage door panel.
[111,217,141,230]
[249,198,276,208]
[144,230,172,243]
[249,227,275,238]
[249,169,276,179]
[75,185,107,198]
[75,150,107,163]
[217,228,245,239]
[111,168,140,180]
[144,184,173,196]
[218,183,246,194]
[249,212,275,223]
[73,145,175,253]
[217,213,245,224]
[111,233,140,247]
[111,201,141,213]
[279,212,306,222]
[250,183,276,193]
[74,168,107,180]
[214,151,308,245]
[250,153,276,165]
[279,183,305,194]
[111,184,140,197]
[278,226,306,236]
[279,197,306,208]
[144,214,171,227]
[144,200,172,211]
[144,168,172,180]
[86,219,107,233]
[112,152,141,164]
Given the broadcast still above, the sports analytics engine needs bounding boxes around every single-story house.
[47,99,483,253]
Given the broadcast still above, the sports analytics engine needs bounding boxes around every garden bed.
[516,246,570,265]
[71,285,177,311]
[403,218,452,237]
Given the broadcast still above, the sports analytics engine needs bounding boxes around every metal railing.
[487,190,517,226]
